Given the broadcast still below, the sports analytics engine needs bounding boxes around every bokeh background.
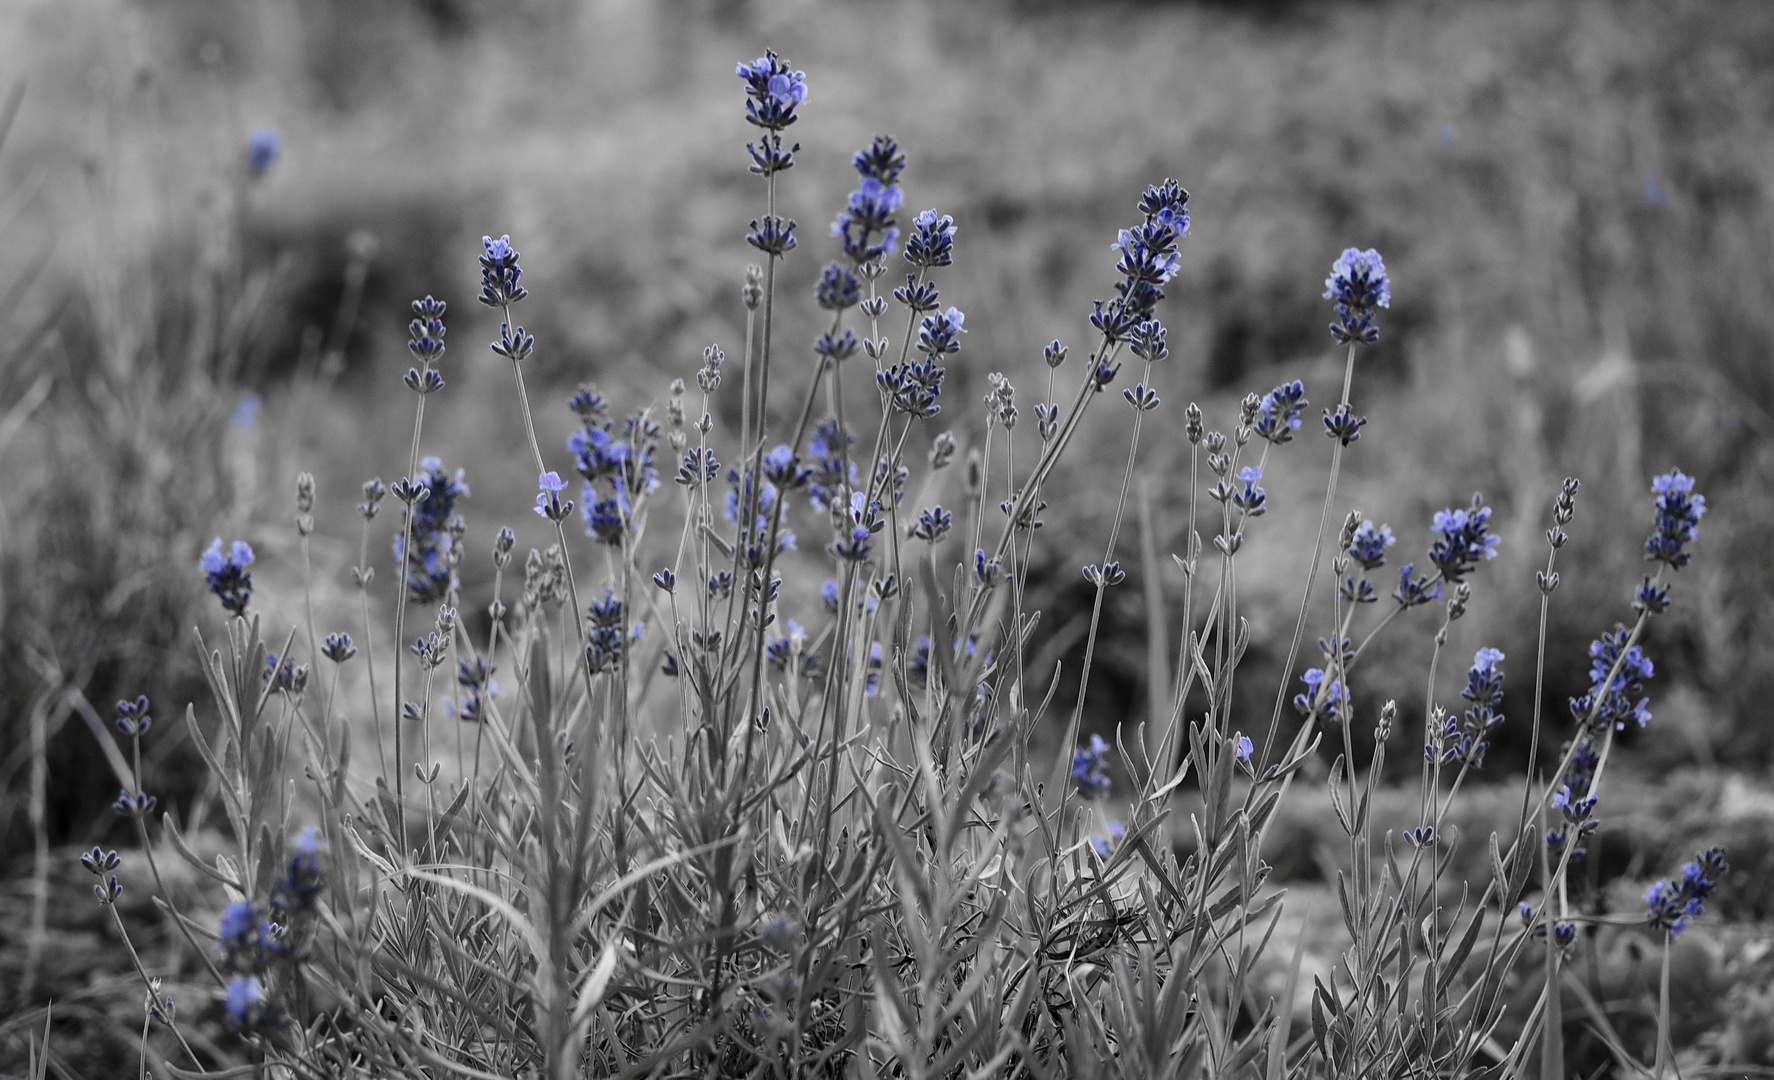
[3,0,1774,1073]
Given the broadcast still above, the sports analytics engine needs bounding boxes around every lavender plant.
[79,50,1726,1080]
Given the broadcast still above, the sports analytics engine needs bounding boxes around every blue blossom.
[222,974,273,1030]
[815,262,862,310]
[1128,319,1169,363]
[478,235,528,308]
[747,215,798,256]
[918,308,965,355]
[766,621,821,679]
[762,445,812,490]
[534,471,573,521]
[806,420,856,510]
[1292,668,1347,716]
[1428,494,1500,583]
[737,52,808,131]
[1090,822,1127,858]
[1645,848,1727,936]
[829,491,883,562]
[1071,734,1111,798]
[1254,380,1308,444]
[113,789,156,817]
[247,129,280,175]
[724,467,793,564]
[1438,648,1505,767]
[1348,520,1395,571]
[911,505,952,543]
[821,578,840,614]
[878,357,948,418]
[852,135,904,185]
[580,479,631,546]
[1236,735,1254,765]
[1233,466,1266,517]
[457,654,495,690]
[1545,738,1603,856]
[1644,468,1706,569]
[218,900,274,973]
[586,590,632,674]
[201,538,255,616]
[393,458,468,605]
[322,632,356,664]
[1634,576,1671,614]
[271,828,326,919]
[1324,247,1390,344]
[905,209,956,268]
[114,695,151,736]
[407,295,446,368]
[1393,562,1442,608]
[832,148,904,262]
[1322,405,1367,445]
[231,394,261,431]
[894,274,941,313]
[263,653,308,695]
[1569,627,1653,732]
[1091,183,1189,344]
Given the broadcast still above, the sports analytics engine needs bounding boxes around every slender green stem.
[1260,342,1358,766]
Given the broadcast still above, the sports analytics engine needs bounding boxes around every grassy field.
[2,0,1773,1074]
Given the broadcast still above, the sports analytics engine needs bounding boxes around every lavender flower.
[1254,380,1308,444]
[534,471,574,522]
[1645,848,1728,936]
[393,458,468,605]
[322,633,356,663]
[1091,182,1189,344]
[270,826,327,919]
[905,209,956,268]
[407,295,446,365]
[1569,627,1653,732]
[1348,520,1395,571]
[1439,648,1504,767]
[478,235,528,308]
[829,491,883,562]
[231,394,261,431]
[1233,466,1266,517]
[201,538,255,616]
[1324,247,1390,344]
[748,216,798,257]
[806,420,855,511]
[911,505,953,543]
[832,139,903,262]
[247,129,280,175]
[852,135,904,184]
[879,357,947,418]
[1547,741,1601,859]
[737,51,808,131]
[222,975,273,1030]
[114,695,152,736]
[918,307,965,355]
[1393,562,1441,608]
[1644,468,1706,569]
[586,590,632,674]
[815,262,862,310]
[1089,822,1127,857]
[1322,405,1367,445]
[1428,494,1500,583]
[218,900,274,973]
[1071,734,1111,798]
[1292,668,1347,716]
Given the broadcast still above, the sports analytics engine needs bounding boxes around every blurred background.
[3,0,1773,1072]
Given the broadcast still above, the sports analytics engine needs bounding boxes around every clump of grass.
[63,49,1732,1080]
